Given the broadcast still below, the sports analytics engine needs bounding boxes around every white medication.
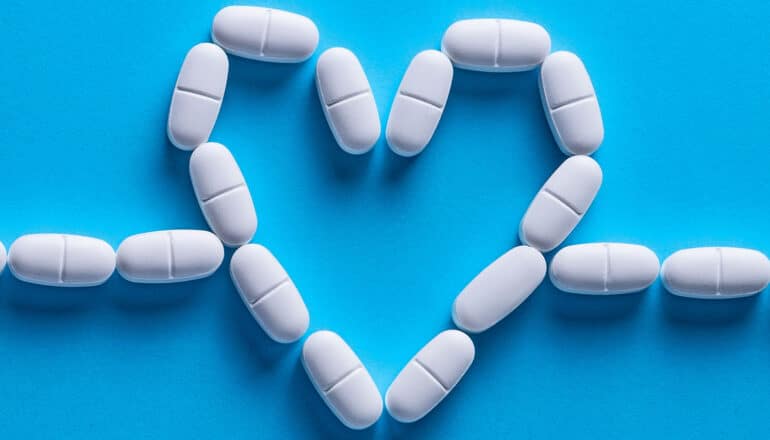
[189,142,257,247]
[452,246,545,333]
[661,247,770,299]
[230,244,309,343]
[211,6,319,62]
[441,19,550,72]
[0,241,6,275]
[540,51,604,156]
[8,234,115,287]
[385,330,474,423]
[519,156,602,252]
[386,50,453,157]
[316,48,380,154]
[116,230,224,283]
[550,243,660,294]
[302,331,383,429]
[167,43,229,151]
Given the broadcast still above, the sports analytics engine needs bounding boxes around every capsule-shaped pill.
[211,6,319,62]
[230,244,309,343]
[519,156,602,252]
[189,142,258,247]
[316,48,381,154]
[540,51,604,156]
[386,50,453,157]
[116,230,224,283]
[167,43,229,151]
[441,19,551,72]
[550,243,660,294]
[453,246,546,333]
[302,331,383,429]
[8,234,115,287]
[0,241,6,275]
[661,247,770,299]
[386,330,474,423]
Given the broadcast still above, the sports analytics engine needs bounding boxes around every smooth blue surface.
[1,0,769,438]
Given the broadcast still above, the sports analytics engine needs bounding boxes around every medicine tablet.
[441,19,550,72]
[316,48,381,154]
[550,243,660,294]
[302,331,383,429]
[519,155,602,252]
[116,230,224,283]
[211,6,319,62]
[453,246,545,333]
[540,51,604,156]
[189,142,258,247]
[386,50,453,157]
[0,241,6,275]
[230,244,309,343]
[661,247,770,299]
[8,234,115,287]
[385,330,474,423]
[167,43,229,151]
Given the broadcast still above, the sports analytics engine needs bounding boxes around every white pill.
[316,48,381,154]
[167,43,229,151]
[661,247,770,299]
[441,19,550,72]
[230,244,309,343]
[302,331,383,429]
[116,230,224,283]
[8,234,115,287]
[550,243,660,294]
[519,155,602,252]
[211,6,319,62]
[385,330,474,423]
[540,51,604,156]
[0,241,6,275]
[453,246,545,333]
[386,50,453,157]
[189,142,257,247]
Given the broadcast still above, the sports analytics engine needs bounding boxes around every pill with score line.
[316,47,381,154]
[661,247,770,299]
[167,43,228,151]
[302,330,383,429]
[441,18,551,72]
[116,230,224,283]
[230,244,309,343]
[550,243,660,294]
[8,234,115,287]
[212,6,319,62]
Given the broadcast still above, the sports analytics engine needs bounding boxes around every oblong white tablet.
[316,48,380,154]
[452,246,545,333]
[167,43,229,151]
[230,244,309,343]
[661,247,770,299]
[550,243,660,294]
[302,331,383,429]
[8,234,115,287]
[386,50,453,157]
[441,19,550,72]
[540,51,604,156]
[519,155,602,252]
[116,230,224,283]
[189,142,257,247]
[0,241,6,275]
[211,6,319,62]
[385,330,474,423]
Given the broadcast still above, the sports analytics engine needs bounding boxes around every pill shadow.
[547,283,646,323]
[287,360,381,440]
[227,56,308,89]
[661,289,759,327]
[107,274,210,310]
[0,271,96,312]
[302,79,374,183]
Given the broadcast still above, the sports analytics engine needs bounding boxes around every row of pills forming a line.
[167,7,604,158]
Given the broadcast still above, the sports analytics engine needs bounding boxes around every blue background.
[1,0,769,438]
